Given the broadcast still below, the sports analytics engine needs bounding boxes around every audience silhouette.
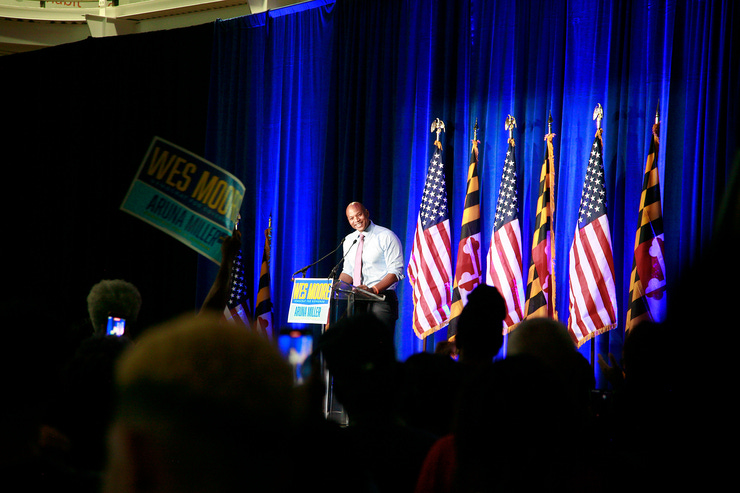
[453,284,507,369]
[55,335,133,477]
[508,317,595,424]
[396,284,508,443]
[86,279,143,339]
[317,312,437,492]
[1,298,99,492]
[453,354,578,492]
[413,284,507,493]
[102,312,301,493]
[13,175,740,493]
[398,351,460,438]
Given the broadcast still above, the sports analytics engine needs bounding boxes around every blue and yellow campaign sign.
[121,137,245,264]
[288,278,333,324]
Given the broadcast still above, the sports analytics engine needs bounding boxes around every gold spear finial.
[264,213,272,263]
[548,111,553,134]
[473,118,479,141]
[593,103,604,130]
[655,100,660,125]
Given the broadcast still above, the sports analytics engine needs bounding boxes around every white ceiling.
[0,0,308,56]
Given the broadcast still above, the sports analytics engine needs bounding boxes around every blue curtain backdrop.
[201,0,739,385]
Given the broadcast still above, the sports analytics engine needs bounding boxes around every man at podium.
[337,202,404,331]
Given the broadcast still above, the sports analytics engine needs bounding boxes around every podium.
[330,278,385,319]
[323,279,385,425]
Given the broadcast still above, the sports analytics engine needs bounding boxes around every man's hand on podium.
[355,284,379,295]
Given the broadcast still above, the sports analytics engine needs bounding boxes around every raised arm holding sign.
[200,229,243,315]
[121,137,245,264]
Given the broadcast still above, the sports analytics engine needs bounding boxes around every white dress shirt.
[341,221,405,290]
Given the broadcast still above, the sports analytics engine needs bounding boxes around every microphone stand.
[323,237,356,426]
[292,238,347,281]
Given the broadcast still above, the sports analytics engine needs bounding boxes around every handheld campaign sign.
[121,137,245,263]
[287,278,333,324]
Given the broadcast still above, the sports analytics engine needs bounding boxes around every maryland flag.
[447,134,483,338]
[524,131,558,321]
[253,216,274,340]
[625,119,667,332]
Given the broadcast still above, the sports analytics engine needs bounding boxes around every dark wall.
[0,23,214,333]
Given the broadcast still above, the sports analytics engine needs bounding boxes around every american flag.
[407,139,453,339]
[486,137,524,331]
[567,128,618,347]
[524,132,558,321]
[447,137,483,338]
[225,241,253,326]
[254,218,274,340]
[625,121,667,332]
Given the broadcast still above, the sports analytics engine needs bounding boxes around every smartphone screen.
[278,330,313,384]
[106,316,126,337]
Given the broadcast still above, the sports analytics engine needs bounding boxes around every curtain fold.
[202,0,739,369]
[200,3,336,330]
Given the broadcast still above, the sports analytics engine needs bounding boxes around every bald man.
[338,202,404,331]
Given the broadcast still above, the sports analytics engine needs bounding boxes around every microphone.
[328,237,358,280]
[292,237,348,281]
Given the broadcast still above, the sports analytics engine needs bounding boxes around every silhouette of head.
[508,317,594,417]
[317,313,396,418]
[87,280,142,337]
[455,284,507,363]
[104,312,300,493]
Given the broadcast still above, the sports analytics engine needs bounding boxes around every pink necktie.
[353,234,364,286]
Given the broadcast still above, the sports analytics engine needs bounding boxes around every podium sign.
[287,278,333,324]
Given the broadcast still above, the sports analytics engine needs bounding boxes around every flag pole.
[265,213,272,270]
[547,111,557,319]
[425,118,445,353]
[502,114,517,358]
[267,213,272,256]
[590,103,604,367]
